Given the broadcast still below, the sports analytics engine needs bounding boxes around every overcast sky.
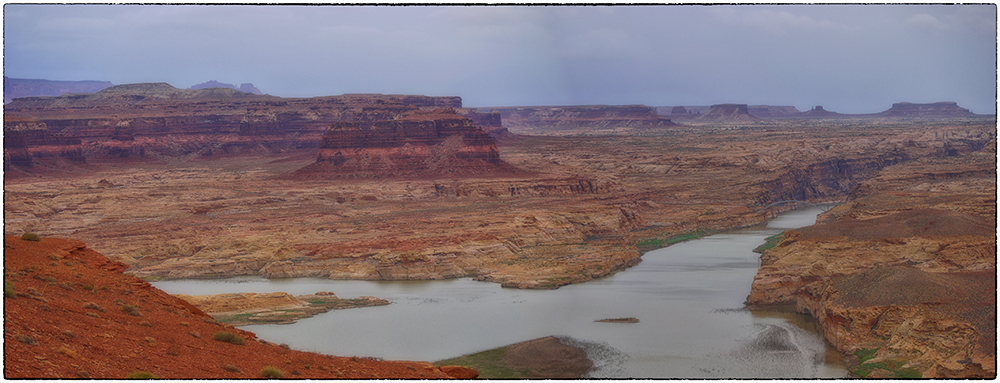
[4,4,997,113]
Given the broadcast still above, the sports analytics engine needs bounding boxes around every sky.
[3,4,997,114]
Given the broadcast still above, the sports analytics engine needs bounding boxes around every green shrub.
[4,280,15,299]
[20,232,41,242]
[261,366,284,379]
[212,331,245,345]
[125,371,158,379]
[122,304,142,316]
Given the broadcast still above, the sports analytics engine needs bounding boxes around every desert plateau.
[3,81,995,378]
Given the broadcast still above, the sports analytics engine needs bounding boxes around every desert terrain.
[4,86,995,378]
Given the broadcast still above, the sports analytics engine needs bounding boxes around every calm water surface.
[154,207,847,378]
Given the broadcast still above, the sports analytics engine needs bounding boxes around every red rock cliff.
[290,109,517,179]
[4,83,468,164]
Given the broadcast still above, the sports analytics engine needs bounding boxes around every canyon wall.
[4,83,470,169]
[746,141,996,378]
[289,109,517,179]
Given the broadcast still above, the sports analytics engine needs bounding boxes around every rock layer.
[289,109,517,179]
[4,83,469,168]
[746,144,996,378]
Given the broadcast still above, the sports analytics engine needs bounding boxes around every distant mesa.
[693,103,761,123]
[4,76,114,103]
[287,108,519,180]
[490,105,676,132]
[747,105,801,119]
[671,106,689,115]
[877,101,977,118]
[798,105,846,119]
[190,80,264,95]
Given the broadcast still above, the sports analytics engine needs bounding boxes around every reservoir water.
[153,207,847,378]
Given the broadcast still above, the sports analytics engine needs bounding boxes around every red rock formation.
[290,109,517,179]
[746,145,996,378]
[3,117,86,173]
[4,83,468,163]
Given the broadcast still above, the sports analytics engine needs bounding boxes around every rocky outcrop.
[693,104,760,123]
[190,80,264,95]
[4,83,469,164]
[3,117,86,173]
[877,102,978,118]
[4,76,114,103]
[2,235,458,379]
[175,291,389,325]
[746,144,996,378]
[491,105,676,134]
[288,109,517,179]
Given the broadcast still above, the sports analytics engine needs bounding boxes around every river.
[153,207,847,378]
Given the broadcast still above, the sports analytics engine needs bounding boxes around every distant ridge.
[190,80,263,95]
[4,76,114,103]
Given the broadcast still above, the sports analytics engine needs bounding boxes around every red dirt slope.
[3,235,459,379]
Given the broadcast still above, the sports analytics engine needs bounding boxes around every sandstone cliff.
[4,83,468,165]
[746,143,996,378]
[4,116,86,175]
[288,109,519,179]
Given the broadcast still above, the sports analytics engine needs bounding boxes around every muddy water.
[153,207,847,378]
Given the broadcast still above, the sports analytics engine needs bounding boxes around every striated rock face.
[877,101,977,118]
[746,144,996,378]
[288,109,517,179]
[491,105,676,134]
[4,76,114,103]
[3,117,86,173]
[4,83,467,165]
[693,103,760,123]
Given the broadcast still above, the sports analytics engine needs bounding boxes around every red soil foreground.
[2,235,464,379]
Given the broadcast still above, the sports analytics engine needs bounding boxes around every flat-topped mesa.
[693,103,761,123]
[747,105,801,119]
[4,83,468,163]
[290,109,516,179]
[877,101,978,117]
[490,104,676,133]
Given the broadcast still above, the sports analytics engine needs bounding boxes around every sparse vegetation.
[261,366,284,379]
[5,280,16,299]
[753,233,784,253]
[125,371,159,379]
[851,358,921,378]
[15,334,37,345]
[122,304,142,316]
[20,232,41,242]
[435,345,529,379]
[212,331,245,345]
